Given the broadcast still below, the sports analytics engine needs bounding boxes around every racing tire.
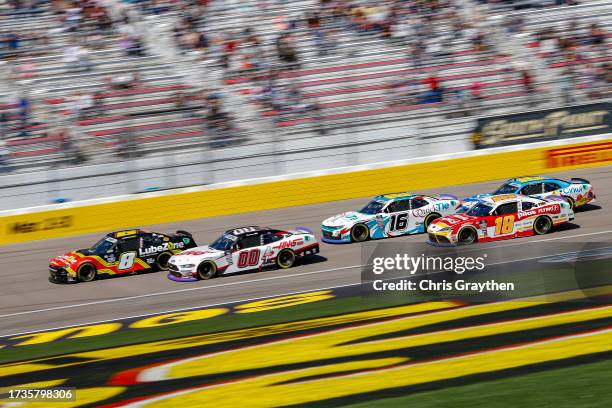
[534,216,552,235]
[276,249,296,269]
[351,224,370,242]
[457,227,477,245]
[562,196,575,210]
[156,252,172,271]
[197,261,218,280]
[424,213,441,230]
[77,263,97,282]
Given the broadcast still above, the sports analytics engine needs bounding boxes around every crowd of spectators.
[0,0,610,172]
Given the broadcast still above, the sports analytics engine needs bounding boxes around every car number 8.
[118,252,136,270]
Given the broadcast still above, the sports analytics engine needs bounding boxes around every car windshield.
[493,183,519,194]
[209,234,238,251]
[360,200,385,215]
[90,237,116,253]
[467,203,493,217]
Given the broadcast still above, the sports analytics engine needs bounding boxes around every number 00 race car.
[427,194,574,246]
[167,226,320,281]
[49,229,197,283]
[460,176,595,211]
[321,193,461,243]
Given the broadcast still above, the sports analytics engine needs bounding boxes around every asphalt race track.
[1,166,611,337]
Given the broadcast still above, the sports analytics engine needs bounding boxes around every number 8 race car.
[49,229,197,283]
[167,226,320,281]
[427,194,574,246]
[321,192,461,243]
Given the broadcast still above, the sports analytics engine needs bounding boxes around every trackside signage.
[474,102,611,148]
[547,141,612,169]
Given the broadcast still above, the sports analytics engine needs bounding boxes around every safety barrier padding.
[1,138,611,245]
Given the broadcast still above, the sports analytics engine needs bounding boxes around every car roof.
[375,192,418,201]
[507,176,561,186]
[224,226,267,236]
[479,194,522,205]
[109,229,147,239]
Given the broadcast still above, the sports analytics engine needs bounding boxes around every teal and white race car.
[459,176,596,212]
[321,193,461,243]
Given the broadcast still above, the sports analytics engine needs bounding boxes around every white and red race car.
[167,226,319,281]
[427,194,574,245]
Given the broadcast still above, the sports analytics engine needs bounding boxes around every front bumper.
[167,273,198,282]
[321,236,351,244]
[427,233,456,247]
[48,266,77,283]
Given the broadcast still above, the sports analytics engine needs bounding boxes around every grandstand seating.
[0,0,610,172]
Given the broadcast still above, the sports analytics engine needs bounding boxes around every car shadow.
[554,222,581,233]
[575,204,601,213]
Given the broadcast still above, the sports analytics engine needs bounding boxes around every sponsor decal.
[7,216,73,235]
[474,102,611,148]
[140,241,185,256]
[547,141,612,169]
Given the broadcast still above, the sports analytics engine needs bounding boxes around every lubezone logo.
[139,241,185,256]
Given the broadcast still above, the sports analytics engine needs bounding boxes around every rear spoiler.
[175,230,193,238]
[295,226,314,235]
[439,194,458,200]
[570,177,590,184]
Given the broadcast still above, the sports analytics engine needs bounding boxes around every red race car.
[427,194,574,245]
[49,229,197,283]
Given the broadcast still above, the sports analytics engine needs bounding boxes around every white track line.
[0,264,362,319]
[1,229,611,321]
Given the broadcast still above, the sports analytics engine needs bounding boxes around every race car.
[167,226,319,281]
[428,194,574,246]
[459,176,595,211]
[49,229,197,283]
[321,192,461,243]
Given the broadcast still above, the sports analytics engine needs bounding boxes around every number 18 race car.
[167,226,320,281]
[427,194,574,246]
[49,229,197,283]
[321,192,461,243]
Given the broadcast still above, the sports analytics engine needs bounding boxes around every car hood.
[429,214,480,231]
[169,246,224,264]
[49,251,83,267]
[322,211,371,228]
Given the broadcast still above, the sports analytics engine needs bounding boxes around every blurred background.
[0,0,609,210]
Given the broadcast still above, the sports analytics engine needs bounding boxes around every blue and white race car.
[459,176,596,212]
[321,193,461,243]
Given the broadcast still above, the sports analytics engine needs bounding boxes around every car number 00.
[237,249,260,268]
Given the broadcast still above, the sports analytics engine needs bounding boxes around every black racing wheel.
[458,227,477,245]
[77,263,97,282]
[197,261,218,280]
[534,216,552,235]
[276,249,296,269]
[351,224,370,242]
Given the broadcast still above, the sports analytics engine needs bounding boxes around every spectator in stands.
[63,41,92,72]
[71,92,93,120]
[559,68,576,104]
[276,33,299,70]
[106,72,141,90]
[0,139,12,173]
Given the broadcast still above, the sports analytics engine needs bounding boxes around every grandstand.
[0,0,610,205]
